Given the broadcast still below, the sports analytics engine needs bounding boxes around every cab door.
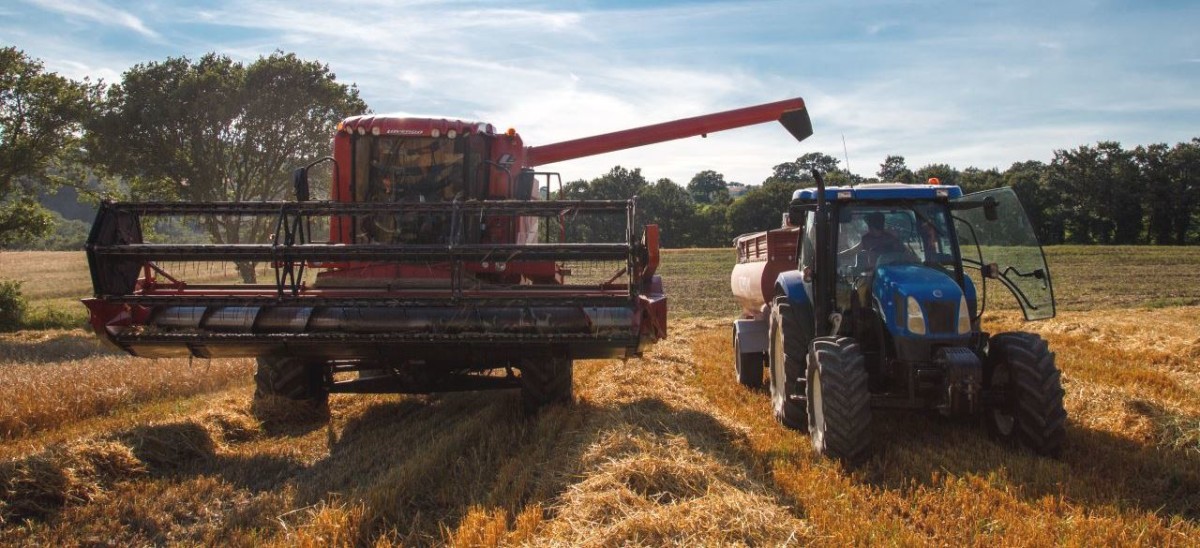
[952,187,1055,320]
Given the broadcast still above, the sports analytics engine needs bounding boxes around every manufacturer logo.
[932,289,943,298]
[387,129,424,135]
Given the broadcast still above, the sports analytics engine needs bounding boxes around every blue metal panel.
[792,184,963,202]
[775,270,811,309]
[871,263,967,341]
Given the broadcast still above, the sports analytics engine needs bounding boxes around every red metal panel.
[524,97,808,167]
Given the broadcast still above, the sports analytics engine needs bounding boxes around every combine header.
[84,98,813,411]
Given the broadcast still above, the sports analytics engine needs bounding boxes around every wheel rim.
[810,368,825,446]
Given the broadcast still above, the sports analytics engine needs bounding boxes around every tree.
[687,169,730,204]
[86,52,367,281]
[958,167,1004,194]
[1003,161,1062,244]
[1166,139,1200,244]
[640,178,696,247]
[914,163,961,188]
[877,155,914,183]
[727,179,803,237]
[1135,144,1174,245]
[772,152,841,183]
[0,47,98,244]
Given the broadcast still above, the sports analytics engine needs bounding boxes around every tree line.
[561,143,1200,247]
[3,45,1197,257]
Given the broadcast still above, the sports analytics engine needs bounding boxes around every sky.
[3,0,1199,186]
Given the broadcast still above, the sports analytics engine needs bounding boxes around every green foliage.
[0,47,99,243]
[878,155,915,183]
[22,304,86,330]
[687,170,730,204]
[5,211,88,250]
[85,51,368,281]
[0,197,55,246]
[0,279,27,332]
[727,179,802,236]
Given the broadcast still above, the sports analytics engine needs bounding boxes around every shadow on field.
[274,391,757,545]
[866,410,1200,521]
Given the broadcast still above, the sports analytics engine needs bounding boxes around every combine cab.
[84,98,814,411]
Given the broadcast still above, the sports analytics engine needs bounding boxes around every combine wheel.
[806,336,872,464]
[985,332,1066,457]
[253,356,329,407]
[769,297,811,430]
[733,328,764,389]
[520,355,573,413]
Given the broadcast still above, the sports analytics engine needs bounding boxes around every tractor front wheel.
[769,297,810,430]
[253,356,329,407]
[806,336,871,464]
[520,355,573,413]
[985,332,1066,457]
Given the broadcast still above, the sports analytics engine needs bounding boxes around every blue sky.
[3,0,1198,186]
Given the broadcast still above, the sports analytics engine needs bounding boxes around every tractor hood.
[871,264,972,340]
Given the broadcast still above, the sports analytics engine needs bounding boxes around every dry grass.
[686,307,1199,545]
[0,329,252,441]
[0,248,1197,545]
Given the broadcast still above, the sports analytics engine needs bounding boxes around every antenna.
[841,134,851,174]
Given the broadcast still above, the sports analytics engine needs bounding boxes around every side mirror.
[292,167,310,202]
[982,262,1001,279]
[786,208,803,227]
[983,196,998,221]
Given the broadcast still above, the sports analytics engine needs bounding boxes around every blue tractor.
[730,172,1064,464]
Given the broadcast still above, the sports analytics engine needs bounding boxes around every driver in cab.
[840,212,909,269]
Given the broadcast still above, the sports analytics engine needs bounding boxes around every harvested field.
[1,249,1198,545]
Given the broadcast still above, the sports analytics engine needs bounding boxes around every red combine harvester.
[84,98,813,411]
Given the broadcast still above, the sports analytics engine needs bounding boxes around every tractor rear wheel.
[253,356,329,407]
[769,297,810,430]
[806,336,871,464]
[985,332,1066,457]
[520,355,573,413]
[734,328,764,388]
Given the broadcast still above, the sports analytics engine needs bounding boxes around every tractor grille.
[925,300,958,334]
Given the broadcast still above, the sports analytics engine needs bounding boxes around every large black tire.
[734,327,764,389]
[986,332,1066,457]
[253,356,329,406]
[769,297,811,430]
[806,336,872,464]
[520,355,573,413]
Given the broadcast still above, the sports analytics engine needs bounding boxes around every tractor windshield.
[952,187,1055,320]
[836,203,956,273]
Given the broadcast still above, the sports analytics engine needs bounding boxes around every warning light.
[506,127,517,137]
[928,177,941,185]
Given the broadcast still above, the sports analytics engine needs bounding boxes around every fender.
[774,269,811,310]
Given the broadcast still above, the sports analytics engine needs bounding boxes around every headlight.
[906,296,926,335]
[957,295,971,334]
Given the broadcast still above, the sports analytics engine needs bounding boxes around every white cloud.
[22,0,159,39]
[5,0,1199,186]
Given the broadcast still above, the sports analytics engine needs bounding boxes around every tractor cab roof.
[792,183,963,202]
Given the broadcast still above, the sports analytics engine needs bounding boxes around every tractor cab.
[790,183,1054,347]
[741,177,1066,464]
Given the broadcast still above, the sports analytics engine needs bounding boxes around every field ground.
[1,248,1198,545]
